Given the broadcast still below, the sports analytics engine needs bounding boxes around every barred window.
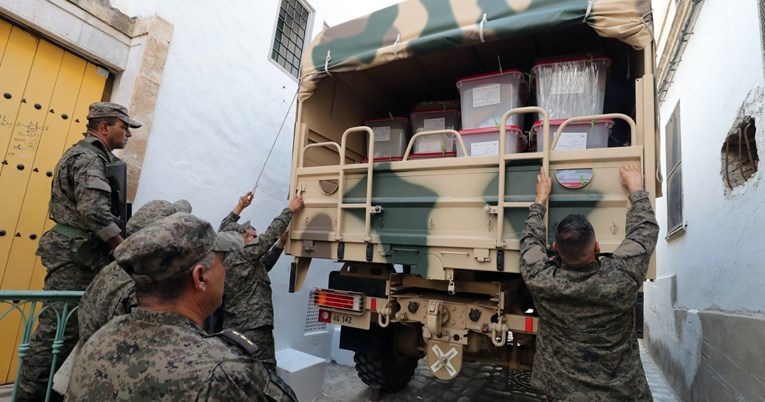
[665,102,684,237]
[271,0,310,78]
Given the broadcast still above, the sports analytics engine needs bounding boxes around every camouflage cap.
[87,102,142,128]
[126,199,193,237]
[115,212,243,285]
[220,220,252,233]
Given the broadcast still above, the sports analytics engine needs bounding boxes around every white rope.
[393,34,401,59]
[324,50,332,76]
[584,0,594,22]
[251,90,299,194]
[479,13,488,43]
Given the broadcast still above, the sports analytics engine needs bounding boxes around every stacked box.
[457,125,526,157]
[364,117,410,159]
[456,70,526,129]
[531,119,614,152]
[410,109,459,154]
[532,57,610,119]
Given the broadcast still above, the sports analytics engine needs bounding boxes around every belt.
[51,223,90,238]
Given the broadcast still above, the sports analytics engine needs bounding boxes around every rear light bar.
[310,288,365,314]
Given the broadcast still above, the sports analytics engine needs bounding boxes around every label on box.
[424,117,446,131]
[472,84,501,107]
[550,72,586,94]
[554,131,587,151]
[417,135,448,153]
[373,126,391,142]
[471,140,499,156]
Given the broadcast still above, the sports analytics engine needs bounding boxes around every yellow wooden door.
[0,19,108,383]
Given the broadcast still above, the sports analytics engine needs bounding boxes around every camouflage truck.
[287,0,660,391]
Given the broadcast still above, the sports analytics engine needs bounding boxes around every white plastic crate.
[456,70,526,129]
[532,119,614,152]
[532,57,610,119]
[410,109,459,154]
[457,125,526,157]
[409,151,456,160]
[364,117,410,158]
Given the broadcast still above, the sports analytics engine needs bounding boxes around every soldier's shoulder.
[206,328,260,355]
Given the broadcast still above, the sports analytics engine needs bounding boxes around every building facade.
[647,0,765,400]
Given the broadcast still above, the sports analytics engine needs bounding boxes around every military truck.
[287,0,659,391]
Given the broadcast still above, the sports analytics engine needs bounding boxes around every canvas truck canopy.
[299,0,654,101]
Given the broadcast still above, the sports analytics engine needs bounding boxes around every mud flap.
[426,340,463,380]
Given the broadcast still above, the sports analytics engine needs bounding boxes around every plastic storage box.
[532,57,610,119]
[456,70,526,129]
[410,109,459,154]
[531,119,614,152]
[457,125,526,157]
[364,117,410,159]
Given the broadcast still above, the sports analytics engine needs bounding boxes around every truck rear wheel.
[352,324,419,392]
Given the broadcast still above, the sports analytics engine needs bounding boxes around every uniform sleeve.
[71,154,121,241]
[612,190,660,284]
[260,246,283,273]
[242,208,292,261]
[219,212,241,232]
[519,203,550,282]
[196,359,275,402]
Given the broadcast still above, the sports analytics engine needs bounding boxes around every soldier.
[66,212,297,401]
[17,102,141,402]
[77,199,192,346]
[217,191,304,370]
[520,165,659,401]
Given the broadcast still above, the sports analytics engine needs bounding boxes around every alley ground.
[0,342,678,402]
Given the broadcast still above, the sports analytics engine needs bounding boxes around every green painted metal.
[0,290,83,402]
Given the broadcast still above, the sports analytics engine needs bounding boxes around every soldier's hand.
[535,167,552,205]
[288,195,304,212]
[620,165,644,193]
[239,192,254,208]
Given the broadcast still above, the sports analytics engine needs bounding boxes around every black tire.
[353,347,418,392]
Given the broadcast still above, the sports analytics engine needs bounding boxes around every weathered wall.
[647,0,765,400]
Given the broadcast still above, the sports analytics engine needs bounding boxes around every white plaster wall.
[646,0,765,375]
[651,0,765,313]
[107,0,403,359]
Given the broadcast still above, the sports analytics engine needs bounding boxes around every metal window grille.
[271,0,309,78]
[304,303,328,334]
[665,103,684,234]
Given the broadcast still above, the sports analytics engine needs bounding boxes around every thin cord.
[252,89,298,193]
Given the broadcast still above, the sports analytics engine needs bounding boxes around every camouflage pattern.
[17,135,121,399]
[299,0,653,101]
[78,199,192,345]
[87,101,142,128]
[519,190,658,401]
[219,209,292,367]
[66,308,296,402]
[115,212,242,285]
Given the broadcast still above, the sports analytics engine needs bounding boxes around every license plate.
[319,309,370,330]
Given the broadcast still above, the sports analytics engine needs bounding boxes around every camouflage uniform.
[66,212,296,401]
[219,208,292,368]
[19,138,122,400]
[77,199,192,345]
[67,309,295,401]
[520,190,659,401]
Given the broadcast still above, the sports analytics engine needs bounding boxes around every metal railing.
[0,290,83,402]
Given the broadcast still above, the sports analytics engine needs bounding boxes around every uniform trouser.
[241,326,276,370]
[17,232,95,400]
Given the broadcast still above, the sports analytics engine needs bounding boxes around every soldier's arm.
[197,359,272,402]
[520,167,552,281]
[612,165,659,283]
[219,192,253,231]
[260,231,288,272]
[72,154,122,243]
[612,190,659,283]
[243,209,292,259]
